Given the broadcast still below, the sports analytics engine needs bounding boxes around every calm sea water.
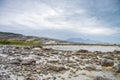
[44,45,120,52]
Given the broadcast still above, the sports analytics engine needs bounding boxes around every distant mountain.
[67,37,101,44]
[0,31,72,45]
[0,32,112,45]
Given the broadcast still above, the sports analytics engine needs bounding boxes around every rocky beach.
[0,45,120,80]
[1,0,120,79]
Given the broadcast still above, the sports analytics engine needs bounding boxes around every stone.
[32,45,42,49]
[44,77,50,80]
[114,50,120,54]
[113,64,120,73]
[102,54,113,60]
[101,59,114,67]
[94,76,111,80]
[0,75,11,80]
[36,70,41,73]
[51,52,59,54]
[77,49,89,53]
[21,59,35,65]
[9,58,21,64]
[46,64,67,72]
[85,64,96,71]
[94,51,102,54]
[83,59,91,64]
[32,47,42,51]
[26,77,36,80]
[115,55,120,60]
[48,59,59,63]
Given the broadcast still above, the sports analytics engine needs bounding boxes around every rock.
[46,64,67,72]
[44,77,51,80]
[102,54,113,60]
[83,59,91,64]
[113,64,120,73]
[115,55,120,60]
[32,47,42,51]
[85,64,96,71]
[31,45,43,49]
[77,49,89,53]
[1,45,120,80]
[24,46,31,50]
[94,51,102,54]
[21,59,36,65]
[61,77,65,80]
[43,48,53,51]
[0,75,11,80]
[114,50,120,54]
[101,59,114,67]
[51,52,59,54]
[35,52,45,56]
[94,76,111,80]
[9,58,21,64]
[67,63,79,68]
[48,59,59,63]
[14,46,21,49]
[36,70,41,74]
[26,77,36,80]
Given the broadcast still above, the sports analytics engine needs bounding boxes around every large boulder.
[101,59,114,67]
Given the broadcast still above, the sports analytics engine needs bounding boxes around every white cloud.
[0,0,118,36]
[76,27,117,35]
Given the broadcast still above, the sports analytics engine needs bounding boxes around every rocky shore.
[0,45,120,80]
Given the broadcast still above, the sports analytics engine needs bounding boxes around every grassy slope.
[0,31,72,45]
[0,39,40,46]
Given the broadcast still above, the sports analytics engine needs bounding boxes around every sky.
[0,0,120,43]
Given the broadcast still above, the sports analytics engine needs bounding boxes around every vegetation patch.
[0,39,40,46]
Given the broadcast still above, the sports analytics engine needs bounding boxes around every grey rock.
[46,64,67,72]
[0,75,11,80]
[94,76,111,80]
[77,49,89,53]
[102,54,113,60]
[94,51,102,54]
[113,64,120,73]
[85,64,96,71]
[9,58,21,64]
[101,59,114,67]
[21,59,36,65]
[114,50,120,54]
[115,55,120,60]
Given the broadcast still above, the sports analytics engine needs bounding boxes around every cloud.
[77,27,117,35]
[0,0,119,36]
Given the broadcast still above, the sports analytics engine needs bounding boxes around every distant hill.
[67,37,101,44]
[0,32,116,46]
[0,31,72,45]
